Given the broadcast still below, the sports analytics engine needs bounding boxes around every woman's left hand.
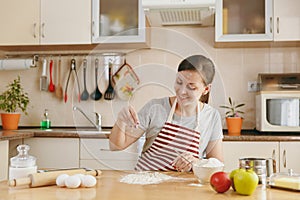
[172,152,197,172]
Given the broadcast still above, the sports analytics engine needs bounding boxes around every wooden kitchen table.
[0,170,299,200]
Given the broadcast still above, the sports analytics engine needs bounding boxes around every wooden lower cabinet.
[24,138,80,169]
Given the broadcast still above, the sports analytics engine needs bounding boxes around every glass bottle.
[40,109,51,129]
[9,144,37,180]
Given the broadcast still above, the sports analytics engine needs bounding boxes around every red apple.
[210,171,232,193]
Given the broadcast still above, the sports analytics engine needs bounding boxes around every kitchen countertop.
[1,128,300,141]
[0,170,299,200]
[0,130,33,141]
[223,129,300,141]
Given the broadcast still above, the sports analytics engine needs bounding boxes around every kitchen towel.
[287,99,299,127]
[280,99,299,127]
[0,58,35,70]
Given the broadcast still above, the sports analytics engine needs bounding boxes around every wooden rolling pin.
[8,168,102,188]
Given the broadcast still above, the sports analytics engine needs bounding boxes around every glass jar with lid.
[9,144,37,180]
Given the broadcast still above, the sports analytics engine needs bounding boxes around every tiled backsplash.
[0,27,299,129]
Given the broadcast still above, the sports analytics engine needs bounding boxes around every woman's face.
[174,70,209,107]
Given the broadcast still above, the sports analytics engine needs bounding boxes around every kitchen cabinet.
[279,142,300,173]
[0,0,91,45]
[0,140,9,181]
[273,0,300,41]
[40,0,91,45]
[223,141,300,173]
[215,0,273,42]
[215,0,300,42]
[223,141,279,172]
[0,0,40,45]
[91,0,146,43]
[80,138,140,170]
[24,138,80,169]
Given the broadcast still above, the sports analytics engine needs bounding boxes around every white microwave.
[256,91,300,132]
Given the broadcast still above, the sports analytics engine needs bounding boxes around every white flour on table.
[120,172,176,185]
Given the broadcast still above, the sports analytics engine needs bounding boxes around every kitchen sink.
[39,127,111,134]
[17,127,111,138]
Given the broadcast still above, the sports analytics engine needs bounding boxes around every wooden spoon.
[55,58,63,99]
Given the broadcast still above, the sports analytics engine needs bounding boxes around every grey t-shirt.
[138,97,223,158]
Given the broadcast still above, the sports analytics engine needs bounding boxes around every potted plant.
[220,97,245,136]
[0,76,30,130]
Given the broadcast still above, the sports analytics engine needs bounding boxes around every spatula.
[48,59,55,92]
[40,59,48,91]
[104,62,115,100]
[80,59,89,101]
[90,58,102,101]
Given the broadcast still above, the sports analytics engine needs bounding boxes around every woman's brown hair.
[177,55,215,103]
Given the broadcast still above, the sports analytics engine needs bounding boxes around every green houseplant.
[220,97,245,136]
[0,76,30,130]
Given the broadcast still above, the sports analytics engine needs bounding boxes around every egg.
[82,175,97,188]
[56,174,69,187]
[65,175,81,189]
[73,173,85,186]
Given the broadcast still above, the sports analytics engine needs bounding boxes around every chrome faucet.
[73,106,101,131]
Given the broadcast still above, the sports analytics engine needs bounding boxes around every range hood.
[142,0,215,26]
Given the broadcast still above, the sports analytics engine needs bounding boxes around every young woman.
[109,55,223,172]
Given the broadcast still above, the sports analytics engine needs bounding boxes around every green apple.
[234,169,259,196]
[229,168,240,191]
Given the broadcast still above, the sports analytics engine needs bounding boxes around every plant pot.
[1,113,21,130]
[226,117,243,136]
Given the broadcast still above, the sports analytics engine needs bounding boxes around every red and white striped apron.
[135,99,201,171]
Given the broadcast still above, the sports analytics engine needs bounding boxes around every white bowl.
[192,160,224,184]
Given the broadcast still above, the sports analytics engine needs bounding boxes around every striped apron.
[135,99,201,171]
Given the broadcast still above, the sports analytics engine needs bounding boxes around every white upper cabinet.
[0,0,40,45]
[273,0,300,41]
[40,0,91,45]
[91,0,146,43]
[215,0,273,42]
[0,0,91,45]
[215,0,300,42]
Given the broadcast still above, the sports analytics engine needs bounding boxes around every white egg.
[82,175,97,188]
[56,174,69,187]
[65,175,81,189]
[73,174,85,186]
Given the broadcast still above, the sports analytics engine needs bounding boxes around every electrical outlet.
[248,81,258,92]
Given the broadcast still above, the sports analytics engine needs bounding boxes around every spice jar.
[9,144,37,180]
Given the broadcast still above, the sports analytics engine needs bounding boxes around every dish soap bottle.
[9,144,37,180]
[40,109,51,130]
